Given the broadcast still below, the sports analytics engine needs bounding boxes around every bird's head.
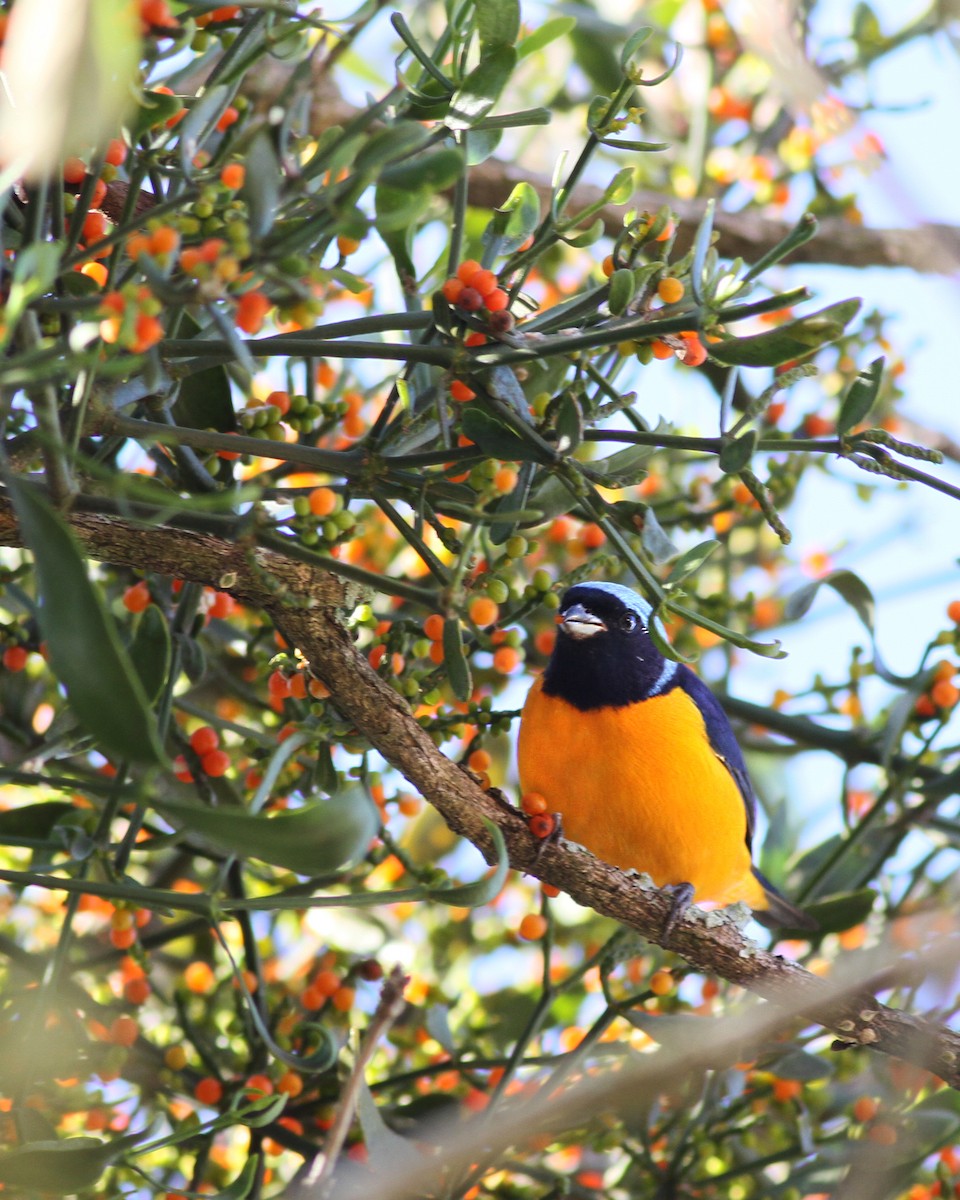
[544,582,677,709]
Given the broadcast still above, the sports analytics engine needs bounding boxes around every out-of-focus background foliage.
[1,0,960,1196]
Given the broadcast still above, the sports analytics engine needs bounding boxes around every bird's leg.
[532,811,564,867]
[660,881,695,943]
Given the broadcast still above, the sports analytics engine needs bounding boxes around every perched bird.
[518,581,815,934]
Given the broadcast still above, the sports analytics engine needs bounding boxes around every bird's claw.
[532,811,563,867]
[660,881,695,944]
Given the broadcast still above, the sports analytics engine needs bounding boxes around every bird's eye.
[619,612,639,632]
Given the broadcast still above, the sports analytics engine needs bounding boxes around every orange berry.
[519,913,548,940]
[423,614,445,641]
[336,235,361,256]
[172,755,194,783]
[221,163,245,190]
[521,792,548,815]
[312,969,341,997]
[483,288,509,312]
[493,466,518,493]
[2,646,28,672]
[124,976,151,1005]
[657,277,684,303]
[236,290,270,334]
[63,156,88,184]
[772,1078,802,1103]
[649,970,673,996]
[914,694,938,720]
[467,749,492,773]
[80,261,109,287]
[110,1014,139,1047]
[268,669,291,698]
[82,210,111,245]
[332,985,355,1012]
[678,333,707,367]
[542,882,560,898]
[932,680,959,709]
[469,596,499,626]
[245,1073,274,1099]
[449,379,476,403]
[470,269,497,296]
[580,522,606,549]
[655,219,675,242]
[200,748,230,777]
[184,960,215,993]
[456,259,483,285]
[947,601,960,624]
[528,812,555,839]
[277,1070,303,1097]
[867,1122,898,1146]
[802,413,834,438]
[650,339,674,360]
[133,314,164,352]
[601,255,615,277]
[428,641,445,665]
[104,138,127,167]
[308,486,337,516]
[853,1095,880,1123]
[190,726,219,756]
[492,645,520,673]
[194,1076,223,1106]
[216,105,240,133]
[109,926,137,950]
[442,277,465,303]
[123,582,151,613]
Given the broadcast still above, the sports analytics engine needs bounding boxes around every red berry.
[528,813,556,839]
[190,726,219,756]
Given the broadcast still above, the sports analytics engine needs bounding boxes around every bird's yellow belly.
[518,679,764,907]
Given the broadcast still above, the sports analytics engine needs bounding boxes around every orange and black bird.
[518,582,815,934]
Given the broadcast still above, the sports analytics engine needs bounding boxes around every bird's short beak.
[557,602,606,640]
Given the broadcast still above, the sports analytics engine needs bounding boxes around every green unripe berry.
[486,578,509,604]
[532,569,552,593]
[293,496,310,517]
[543,591,561,610]
[423,688,442,706]
[635,342,654,365]
[194,200,214,220]
[504,535,527,559]
[301,529,319,545]
[334,510,355,532]
[322,519,339,542]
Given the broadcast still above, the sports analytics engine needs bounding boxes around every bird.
[517,581,815,935]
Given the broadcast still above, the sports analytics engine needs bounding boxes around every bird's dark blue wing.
[677,666,757,848]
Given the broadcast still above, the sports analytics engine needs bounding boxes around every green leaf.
[154,787,378,875]
[179,84,234,178]
[517,16,576,58]
[603,166,636,205]
[560,217,604,247]
[0,1134,129,1193]
[483,180,540,254]
[380,146,465,192]
[0,802,76,840]
[4,242,63,328]
[211,1155,260,1200]
[427,821,509,906]
[666,539,720,585]
[608,267,636,316]
[242,131,281,239]
[173,365,236,433]
[771,1049,834,1081]
[554,393,583,453]
[837,356,884,435]
[442,617,472,702]
[476,0,520,50]
[6,479,165,765]
[461,408,536,461]
[710,300,862,368]
[374,183,432,234]
[128,605,171,705]
[356,1081,422,1178]
[355,123,434,173]
[718,429,758,474]
[800,888,877,935]
[784,568,875,633]
[126,88,183,140]
[689,197,715,304]
[791,831,893,897]
[589,442,658,484]
[641,508,678,564]
[448,46,517,130]
[620,27,654,70]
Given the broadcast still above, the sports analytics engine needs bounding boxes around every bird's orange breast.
[518,676,765,908]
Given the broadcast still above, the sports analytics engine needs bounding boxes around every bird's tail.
[751,867,818,933]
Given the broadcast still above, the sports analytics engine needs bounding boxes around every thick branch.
[1,493,958,1086]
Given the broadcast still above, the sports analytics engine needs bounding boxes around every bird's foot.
[660,881,695,944]
[531,811,563,867]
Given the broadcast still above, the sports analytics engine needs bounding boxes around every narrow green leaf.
[517,16,576,58]
[620,27,654,70]
[489,460,535,544]
[607,267,636,315]
[357,1080,422,1177]
[6,479,165,765]
[837,356,885,435]
[179,84,233,178]
[800,888,877,935]
[560,217,604,247]
[0,802,76,840]
[211,1155,260,1200]
[173,364,236,433]
[718,429,758,474]
[442,617,472,702]
[771,1049,834,1081]
[709,300,862,368]
[476,0,520,50]
[603,166,636,205]
[126,89,183,140]
[554,393,583,453]
[668,602,785,658]
[483,180,541,254]
[354,123,433,173]
[427,821,509,906]
[448,46,517,130]
[784,568,875,633]
[689,197,715,304]
[128,605,171,705]
[742,212,819,284]
[589,442,658,483]
[460,408,537,462]
[154,787,378,875]
[641,508,678,564]
[665,539,720,585]
[242,131,281,239]
[380,146,464,191]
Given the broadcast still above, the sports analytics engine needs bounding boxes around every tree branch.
[1,493,958,1087]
